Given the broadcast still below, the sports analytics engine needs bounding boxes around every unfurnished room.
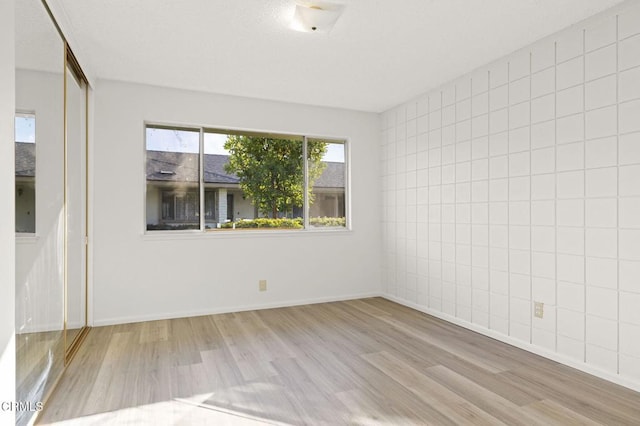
[2,0,640,424]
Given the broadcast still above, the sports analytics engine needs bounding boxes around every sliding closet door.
[15,3,92,423]
[15,0,65,424]
[64,50,89,358]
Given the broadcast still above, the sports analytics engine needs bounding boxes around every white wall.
[92,80,380,325]
[381,0,640,391]
[0,0,15,422]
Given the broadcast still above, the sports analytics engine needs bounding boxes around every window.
[308,139,346,228]
[145,126,200,230]
[161,190,199,222]
[15,113,36,234]
[145,125,348,232]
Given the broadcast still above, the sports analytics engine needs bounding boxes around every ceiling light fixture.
[291,2,344,33]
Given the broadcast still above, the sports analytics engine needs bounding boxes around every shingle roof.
[313,161,345,188]
[15,142,35,177]
[204,153,240,184]
[146,150,344,188]
[146,151,237,184]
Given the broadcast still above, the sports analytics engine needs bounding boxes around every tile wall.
[381,1,640,387]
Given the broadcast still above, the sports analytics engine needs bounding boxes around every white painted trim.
[0,1,16,421]
[86,86,95,327]
[93,291,381,327]
[17,322,63,335]
[141,228,354,241]
[382,294,640,393]
[15,234,39,244]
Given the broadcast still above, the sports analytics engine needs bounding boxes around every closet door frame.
[63,44,90,365]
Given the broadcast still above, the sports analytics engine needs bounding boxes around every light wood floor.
[17,330,64,426]
[38,298,640,425]
[17,330,64,399]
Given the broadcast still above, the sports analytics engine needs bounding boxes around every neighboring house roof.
[313,161,345,188]
[146,151,237,184]
[146,150,345,188]
[204,154,240,184]
[15,142,35,177]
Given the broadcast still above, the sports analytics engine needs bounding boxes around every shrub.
[148,217,346,231]
[309,216,346,227]
[147,224,199,231]
[221,217,303,229]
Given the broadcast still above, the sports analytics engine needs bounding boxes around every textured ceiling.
[49,0,625,112]
[16,0,65,74]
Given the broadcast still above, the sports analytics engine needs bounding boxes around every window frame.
[143,122,350,235]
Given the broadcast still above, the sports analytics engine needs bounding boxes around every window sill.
[15,234,39,244]
[141,227,353,241]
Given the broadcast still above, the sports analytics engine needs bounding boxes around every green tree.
[224,136,327,218]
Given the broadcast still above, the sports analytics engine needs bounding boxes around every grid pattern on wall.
[381,2,640,384]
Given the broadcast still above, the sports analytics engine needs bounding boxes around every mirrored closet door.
[15,1,65,425]
[15,1,90,424]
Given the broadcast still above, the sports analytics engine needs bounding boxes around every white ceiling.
[16,0,65,74]
[53,0,625,112]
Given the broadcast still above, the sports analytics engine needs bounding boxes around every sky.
[146,128,345,163]
[15,115,35,143]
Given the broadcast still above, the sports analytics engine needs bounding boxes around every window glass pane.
[146,126,200,230]
[15,114,36,233]
[308,139,346,228]
[204,131,304,230]
[145,126,348,233]
[203,132,233,228]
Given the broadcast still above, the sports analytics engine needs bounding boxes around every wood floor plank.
[82,331,137,414]
[37,298,640,425]
[334,389,415,426]
[139,319,169,344]
[269,357,349,425]
[342,298,393,318]
[521,399,602,426]
[373,314,509,373]
[501,366,640,425]
[431,353,544,406]
[335,348,491,425]
[356,302,519,371]
[236,310,297,361]
[362,351,507,425]
[214,314,279,382]
[423,365,548,426]
[169,317,203,366]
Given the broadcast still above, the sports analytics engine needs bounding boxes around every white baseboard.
[16,322,62,334]
[67,320,85,330]
[92,291,382,327]
[17,320,86,334]
[382,294,640,393]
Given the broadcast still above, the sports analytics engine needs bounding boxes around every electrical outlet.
[259,280,267,291]
[534,301,544,319]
